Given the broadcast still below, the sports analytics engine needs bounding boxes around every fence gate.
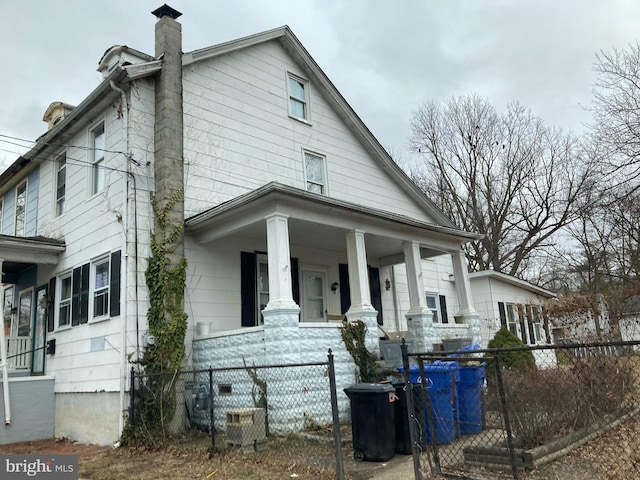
[400,340,640,480]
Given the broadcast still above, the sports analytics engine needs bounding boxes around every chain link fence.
[127,351,345,479]
[401,339,640,479]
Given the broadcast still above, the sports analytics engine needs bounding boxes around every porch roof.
[0,235,65,275]
[186,182,482,265]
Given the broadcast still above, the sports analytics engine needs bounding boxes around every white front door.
[301,270,326,322]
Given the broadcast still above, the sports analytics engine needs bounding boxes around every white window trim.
[425,292,442,323]
[89,121,106,196]
[57,270,73,330]
[287,72,311,123]
[90,255,111,323]
[55,151,67,217]
[256,253,269,325]
[14,179,27,236]
[0,197,4,233]
[302,150,328,195]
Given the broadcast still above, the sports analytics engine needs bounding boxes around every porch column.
[345,230,379,354]
[451,250,481,345]
[264,213,298,312]
[262,213,300,365]
[403,241,436,353]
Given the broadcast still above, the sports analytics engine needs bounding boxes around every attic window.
[287,73,309,121]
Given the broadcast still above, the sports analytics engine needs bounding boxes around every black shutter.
[110,250,121,317]
[71,266,81,326]
[47,277,56,332]
[439,295,449,324]
[241,252,257,327]
[368,266,383,325]
[80,263,90,324]
[291,257,300,306]
[498,302,507,329]
[339,263,350,315]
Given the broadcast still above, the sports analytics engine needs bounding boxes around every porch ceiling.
[186,182,481,264]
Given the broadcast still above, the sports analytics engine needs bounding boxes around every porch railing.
[5,336,30,370]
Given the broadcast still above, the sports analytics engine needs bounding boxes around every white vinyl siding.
[182,40,434,221]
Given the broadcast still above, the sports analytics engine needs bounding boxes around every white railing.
[6,336,30,370]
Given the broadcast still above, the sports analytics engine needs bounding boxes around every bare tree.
[409,94,594,278]
[591,42,640,188]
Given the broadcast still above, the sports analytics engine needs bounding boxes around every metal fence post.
[401,339,423,480]
[129,366,135,427]
[209,367,215,452]
[493,355,519,479]
[327,349,345,480]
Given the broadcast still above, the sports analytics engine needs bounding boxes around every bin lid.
[343,383,395,394]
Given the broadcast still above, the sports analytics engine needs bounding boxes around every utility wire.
[0,133,132,157]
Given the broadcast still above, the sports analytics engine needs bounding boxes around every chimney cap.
[152,4,182,20]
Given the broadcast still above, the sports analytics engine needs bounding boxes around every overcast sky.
[0,0,638,170]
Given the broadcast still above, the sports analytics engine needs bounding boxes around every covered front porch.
[0,236,64,376]
[186,182,482,370]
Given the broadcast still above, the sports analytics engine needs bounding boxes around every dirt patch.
[1,434,397,480]
[3,412,639,480]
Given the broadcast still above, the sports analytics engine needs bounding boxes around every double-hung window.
[257,254,269,324]
[56,152,67,216]
[58,273,72,328]
[15,180,27,236]
[426,294,440,322]
[288,74,309,121]
[506,303,518,337]
[304,151,326,194]
[93,258,110,318]
[55,251,121,328]
[91,123,105,194]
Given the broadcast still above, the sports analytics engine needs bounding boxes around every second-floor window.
[15,180,27,236]
[304,152,325,194]
[91,123,105,195]
[288,74,309,121]
[56,152,66,216]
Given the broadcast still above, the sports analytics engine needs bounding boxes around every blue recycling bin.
[457,363,486,435]
[398,362,459,444]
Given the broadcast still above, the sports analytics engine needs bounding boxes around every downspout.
[0,258,10,425]
[110,80,130,439]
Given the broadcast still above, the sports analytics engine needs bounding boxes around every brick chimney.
[152,4,184,260]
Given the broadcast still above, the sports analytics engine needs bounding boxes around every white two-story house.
[1,5,553,446]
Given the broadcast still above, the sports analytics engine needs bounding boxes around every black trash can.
[393,383,426,455]
[344,383,396,462]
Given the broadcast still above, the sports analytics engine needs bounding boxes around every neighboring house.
[468,270,557,368]
[0,6,489,445]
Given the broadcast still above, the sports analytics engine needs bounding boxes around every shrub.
[486,328,536,371]
[498,354,635,449]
